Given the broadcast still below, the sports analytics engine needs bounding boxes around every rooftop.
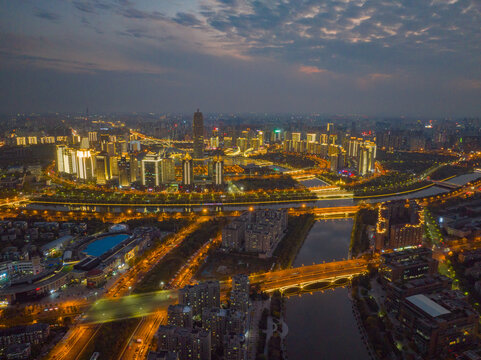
[406,294,451,318]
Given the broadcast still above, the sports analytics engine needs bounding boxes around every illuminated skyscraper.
[118,156,131,187]
[182,153,194,185]
[213,156,224,186]
[95,153,110,185]
[76,150,95,180]
[306,133,317,143]
[193,109,204,159]
[358,141,377,175]
[160,156,175,184]
[141,152,161,187]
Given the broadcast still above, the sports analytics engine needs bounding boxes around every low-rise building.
[399,291,478,358]
[379,247,437,284]
[0,323,50,348]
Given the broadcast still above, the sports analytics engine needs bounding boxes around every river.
[284,218,370,360]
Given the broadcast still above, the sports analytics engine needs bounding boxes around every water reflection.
[285,219,370,360]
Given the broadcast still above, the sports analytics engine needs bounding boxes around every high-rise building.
[202,307,227,350]
[160,157,175,184]
[55,145,66,173]
[88,131,98,144]
[179,281,220,317]
[291,132,301,142]
[193,109,204,159]
[327,123,334,133]
[141,153,161,187]
[76,150,95,180]
[223,334,245,360]
[306,133,317,143]
[118,156,131,187]
[157,326,211,360]
[27,136,37,145]
[182,153,193,186]
[167,304,193,329]
[213,156,224,186]
[257,131,264,146]
[358,141,376,176]
[95,153,110,185]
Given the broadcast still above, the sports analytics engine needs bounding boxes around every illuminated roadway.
[46,218,209,360]
[77,258,378,326]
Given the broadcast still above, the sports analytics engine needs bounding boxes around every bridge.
[81,258,377,324]
[249,258,377,293]
[307,206,359,218]
[431,180,461,189]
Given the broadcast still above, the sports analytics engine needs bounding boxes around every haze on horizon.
[0,0,480,117]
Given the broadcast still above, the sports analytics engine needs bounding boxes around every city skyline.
[1,0,480,116]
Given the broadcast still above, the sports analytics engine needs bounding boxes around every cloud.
[298,65,327,74]
[173,12,202,26]
[34,9,61,23]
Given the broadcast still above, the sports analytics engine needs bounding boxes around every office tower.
[182,153,194,186]
[358,141,376,175]
[118,156,131,187]
[160,156,175,184]
[141,153,161,187]
[213,156,224,186]
[271,129,281,142]
[95,153,110,185]
[167,304,193,329]
[109,135,117,143]
[193,109,204,159]
[306,133,317,143]
[76,150,95,180]
[179,281,220,317]
[88,131,98,143]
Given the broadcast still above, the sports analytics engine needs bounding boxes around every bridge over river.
[81,257,379,324]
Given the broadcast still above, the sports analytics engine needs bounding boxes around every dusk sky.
[1,0,480,116]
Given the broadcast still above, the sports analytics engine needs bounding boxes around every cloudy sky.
[0,0,480,116]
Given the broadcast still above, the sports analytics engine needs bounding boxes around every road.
[116,230,222,359]
[46,218,208,360]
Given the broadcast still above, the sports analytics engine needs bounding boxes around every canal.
[285,218,370,360]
